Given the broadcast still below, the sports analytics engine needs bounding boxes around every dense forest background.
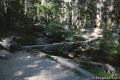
[0,0,120,78]
[0,0,120,40]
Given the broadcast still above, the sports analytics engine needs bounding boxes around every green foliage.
[80,64,120,77]
[34,3,52,16]
[47,20,61,33]
[114,0,120,25]
[99,23,119,62]
[16,35,36,46]
[34,1,75,42]
[34,2,59,21]
[65,27,81,41]
[47,20,65,40]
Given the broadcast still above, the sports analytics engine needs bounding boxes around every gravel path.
[0,50,90,80]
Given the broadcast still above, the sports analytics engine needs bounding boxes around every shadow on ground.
[0,50,88,80]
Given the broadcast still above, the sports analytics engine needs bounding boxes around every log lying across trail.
[22,38,100,52]
[47,55,96,79]
[73,59,119,73]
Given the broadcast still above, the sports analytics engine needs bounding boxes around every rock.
[0,36,16,51]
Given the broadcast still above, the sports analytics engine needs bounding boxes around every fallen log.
[22,38,99,52]
[73,59,118,73]
[50,56,96,79]
[32,50,96,78]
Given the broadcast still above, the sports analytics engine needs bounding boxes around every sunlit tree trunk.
[107,0,114,30]
[61,1,72,29]
[102,0,114,40]
[67,2,72,28]
[95,0,103,28]
[71,0,81,30]
[41,0,47,5]
[24,0,27,15]
[107,0,114,40]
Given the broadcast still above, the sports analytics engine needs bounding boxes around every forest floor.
[0,27,119,80]
[0,50,90,80]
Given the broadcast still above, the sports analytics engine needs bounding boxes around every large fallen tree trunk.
[50,56,96,79]
[22,38,100,52]
[73,59,118,73]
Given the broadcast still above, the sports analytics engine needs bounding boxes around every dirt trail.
[0,50,90,80]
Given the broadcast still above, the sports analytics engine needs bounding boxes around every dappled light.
[64,0,72,3]
[0,0,120,80]
[0,50,88,80]
[15,70,23,76]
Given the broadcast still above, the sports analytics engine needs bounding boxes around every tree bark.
[22,38,99,52]
[73,59,118,73]
[51,56,96,78]
[95,0,103,28]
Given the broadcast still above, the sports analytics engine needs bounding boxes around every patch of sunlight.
[96,14,101,20]
[24,76,39,80]
[81,28,103,39]
[97,3,104,8]
[64,0,71,3]
[82,34,89,39]
[36,52,47,57]
[80,28,86,32]
[18,55,32,60]
[38,70,54,80]
[93,28,101,34]
[91,33,99,38]
[91,28,102,38]
[27,64,38,68]
[54,64,62,69]
[103,0,107,2]
[26,55,32,59]
[52,56,76,69]
[108,5,113,11]
[15,70,23,76]
[34,61,42,64]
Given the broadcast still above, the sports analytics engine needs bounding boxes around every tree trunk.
[24,0,27,15]
[22,38,99,52]
[107,0,114,30]
[95,0,103,28]
[73,59,117,73]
